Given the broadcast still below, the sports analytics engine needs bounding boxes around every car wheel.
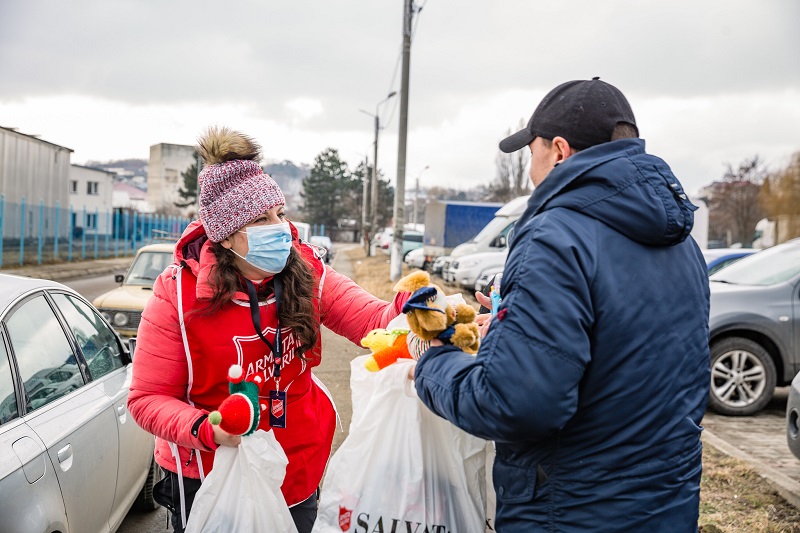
[133,457,162,511]
[708,337,776,416]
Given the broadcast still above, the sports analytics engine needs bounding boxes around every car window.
[5,295,83,412]
[125,251,173,286]
[51,293,126,379]
[405,233,423,243]
[0,338,18,425]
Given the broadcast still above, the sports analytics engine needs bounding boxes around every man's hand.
[474,291,493,337]
[212,423,242,447]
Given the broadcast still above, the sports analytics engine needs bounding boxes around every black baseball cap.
[499,77,637,153]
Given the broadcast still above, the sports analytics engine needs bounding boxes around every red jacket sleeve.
[127,271,214,452]
[319,265,410,345]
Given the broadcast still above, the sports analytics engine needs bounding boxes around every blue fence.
[0,195,191,268]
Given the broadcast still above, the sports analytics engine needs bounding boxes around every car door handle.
[57,444,73,471]
[117,404,126,415]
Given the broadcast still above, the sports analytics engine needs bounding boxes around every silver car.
[708,239,800,416]
[0,274,157,533]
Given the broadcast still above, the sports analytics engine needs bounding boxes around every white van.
[449,195,529,258]
[441,195,528,282]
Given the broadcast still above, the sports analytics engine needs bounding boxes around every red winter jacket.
[128,220,408,506]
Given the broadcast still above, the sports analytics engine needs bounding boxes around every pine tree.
[175,159,199,209]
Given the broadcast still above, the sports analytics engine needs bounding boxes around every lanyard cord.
[244,276,283,382]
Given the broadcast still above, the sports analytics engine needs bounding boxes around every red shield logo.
[338,506,352,531]
[271,399,284,418]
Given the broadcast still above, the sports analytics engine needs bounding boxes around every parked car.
[702,248,757,276]
[378,230,424,258]
[447,249,509,290]
[404,247,427,269]
[707,239,800,416]
[474,267,504,294]
[309,235,335,264]
[93,242,175,341]
[432,255,448,276]
[0,274,158,533]
[787,371,800,460]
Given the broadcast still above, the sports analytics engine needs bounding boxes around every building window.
[70,180,78,194]
[87,181,99,195]
[86,213,97,229]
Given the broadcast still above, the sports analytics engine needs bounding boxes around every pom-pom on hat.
[197,127,285,242]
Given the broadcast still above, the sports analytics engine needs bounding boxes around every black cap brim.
[499,128,535,153]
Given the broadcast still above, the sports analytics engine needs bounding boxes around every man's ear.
[551,136,575,164]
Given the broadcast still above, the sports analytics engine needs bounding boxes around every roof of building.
[0,125,74,152]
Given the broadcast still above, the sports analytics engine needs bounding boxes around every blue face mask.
[232,222,292,274]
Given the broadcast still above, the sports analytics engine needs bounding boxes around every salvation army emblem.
[338,506,352,531]
[271,398,284,418]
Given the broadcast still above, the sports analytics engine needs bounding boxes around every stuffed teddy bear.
[361,328,413,371]
[394,271,481,354]
[208,364,262,436]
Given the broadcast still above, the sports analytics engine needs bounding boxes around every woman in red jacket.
[128,127,408,533]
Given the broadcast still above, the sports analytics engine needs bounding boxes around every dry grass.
[346,246,800,532]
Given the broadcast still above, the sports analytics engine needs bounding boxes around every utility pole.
[360,92,396,256]
[390,0,414,281]
[361,154,370,253]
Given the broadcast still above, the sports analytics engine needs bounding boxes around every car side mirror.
[115,274,124,283]
[127,338,137,361]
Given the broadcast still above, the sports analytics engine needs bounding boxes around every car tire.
[708,337,777,416]
[133,457,162,511]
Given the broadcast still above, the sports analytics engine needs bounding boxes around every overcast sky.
[1,0,798,197]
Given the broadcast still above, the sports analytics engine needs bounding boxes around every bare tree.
[707,156,767,247]
[489,119,531,202]
[760,151,800,242]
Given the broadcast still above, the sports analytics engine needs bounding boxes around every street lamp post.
[413,165,429,226]
[360,91,396,256]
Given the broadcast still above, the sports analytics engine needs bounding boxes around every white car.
[449,249,509,290]
[404,247,427,269]
[0,274,158,533]
[475,267,504,294]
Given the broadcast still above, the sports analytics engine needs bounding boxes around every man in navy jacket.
[414,78,710,531]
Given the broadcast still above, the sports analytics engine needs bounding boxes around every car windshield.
[710,242,800,286]
[125,251,173,286]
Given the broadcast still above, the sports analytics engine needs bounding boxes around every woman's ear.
[220,236,233,250]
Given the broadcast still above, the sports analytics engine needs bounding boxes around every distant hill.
[85,158,148,179]
[263,160,309,215]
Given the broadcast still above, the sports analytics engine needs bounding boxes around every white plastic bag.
[185,429,298,533]
[313,356,488,533]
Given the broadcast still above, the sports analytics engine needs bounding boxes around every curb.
[703,429,800,510]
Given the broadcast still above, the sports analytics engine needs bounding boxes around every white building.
[0,126,73,238]
[68,164,115,236]
[147,143,196,215]
[113,181,150,213]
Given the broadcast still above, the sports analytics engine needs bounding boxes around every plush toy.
[394,271,481,354]
[208,365,263,436]
[361,328,413,371]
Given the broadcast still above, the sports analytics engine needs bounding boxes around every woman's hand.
[212,423,242,447]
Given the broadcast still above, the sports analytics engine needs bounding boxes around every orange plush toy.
[361,328,413,372]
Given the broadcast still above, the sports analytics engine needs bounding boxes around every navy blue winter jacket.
[415,139,710,532]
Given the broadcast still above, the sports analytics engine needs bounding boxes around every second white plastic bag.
[313,356,488,533]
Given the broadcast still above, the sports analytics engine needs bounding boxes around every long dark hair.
[198,243,319,358]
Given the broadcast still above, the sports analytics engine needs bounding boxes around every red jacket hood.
[174,219,304,300]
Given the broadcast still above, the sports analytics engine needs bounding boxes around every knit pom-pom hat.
[196,127,285,242]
